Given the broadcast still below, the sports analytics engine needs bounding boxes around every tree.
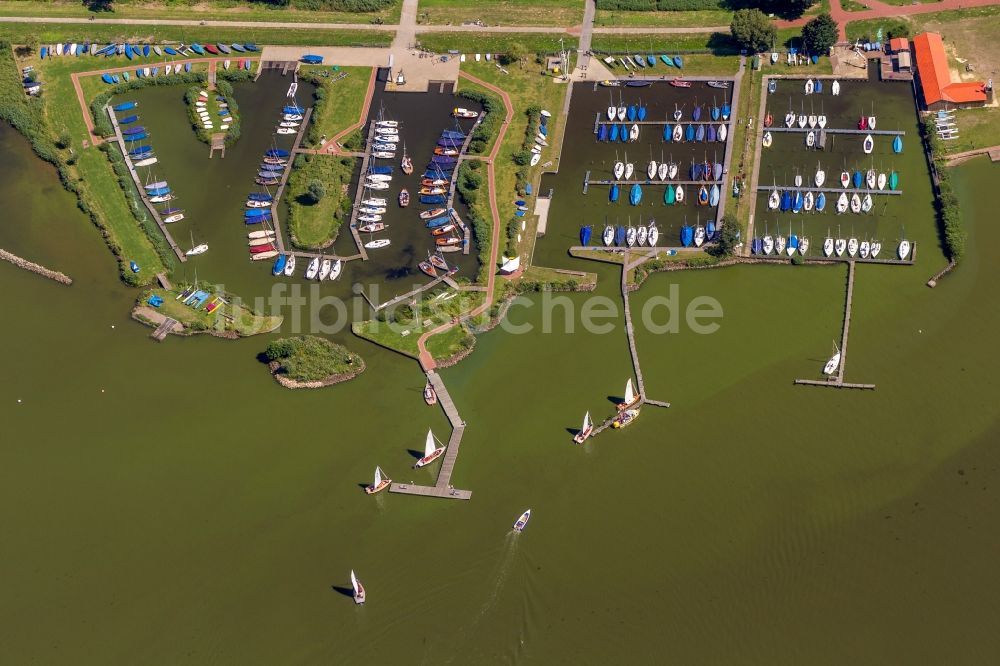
[498,42,528,68]
[730,9,776,54]
[306,179,325,204]
[23,33,39,55]
[801,13,838,55]
[715,213,741,257]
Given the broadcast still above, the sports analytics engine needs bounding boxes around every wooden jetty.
[267,107,313,256]
[390,370,472,500]
[106,106,186,263]
[766,127,904,136]
[150,317,178,341]
[748,248,915,267]
[755,185,902,196]
[449,208,472,255]
[369,274,448,312]
[794,260,876,390]
[445,112,484,208]
[346,120,379,261]
[587,177,723,186]
[208,132,225,159]
[595,116,735,127]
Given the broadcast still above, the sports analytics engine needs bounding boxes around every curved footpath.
[416,70,513,372]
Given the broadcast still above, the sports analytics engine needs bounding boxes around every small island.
[265,335,366,389]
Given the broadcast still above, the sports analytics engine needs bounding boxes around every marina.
[4,16,999,664]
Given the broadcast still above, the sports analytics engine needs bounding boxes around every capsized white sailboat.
[351,570,366,604]
[618,378,640,411]
[365,466,391,494]
[413,428,445,468]
[573,411,594,444]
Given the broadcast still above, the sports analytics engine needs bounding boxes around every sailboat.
[351,570,366,605]
[898,235,911,260]
[823,342,841,376]
[573,412,594,444]
[186,231,208,256]
[365,466,391,494]
[414,429,446,468]
[618,378,640,411]
[823,230,834,257]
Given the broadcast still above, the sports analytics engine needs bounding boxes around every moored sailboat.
[414,429,446,468]
[618,378,640,411]
[365,466,391,494]
[573,412,594,444]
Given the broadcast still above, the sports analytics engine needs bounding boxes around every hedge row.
[292,0,394,10]
[456,88,503,155]
[923,119,966,262]
[455,160,493,282]
[512,105,542,196]
[596,0,724,9]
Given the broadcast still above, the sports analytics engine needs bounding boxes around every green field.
[285,154,356,249]
[589,31,738,54]
[417,31,576,55]
[594,9,734,28]
[0,0,401,24]
[0,21,393,47]
[299,65,371,148]
[418,0,583,27]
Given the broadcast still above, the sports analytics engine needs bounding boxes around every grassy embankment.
[352,289,484,361]
[0,22,393,47]
[592,0,828,27]
[284,153,355,249]
[417,0,584,26]
[264,335,365,384]
[417,32,576,55]
[297,65,371,148]
[138,287,282,336]
[6,45,167,284]
[456,59,571,269]
[0,0,402,23]
[847,6,1000,153]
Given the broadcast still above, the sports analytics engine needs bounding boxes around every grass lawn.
[594,9,734,28]
[841,0,870,12]
[285,153,356,249]
[352,288,484,360]
[0,22,393,47]
[264,335,364,382]
[417,32,577,55]
[457,59,571,265]
[939,106,1000,155]
[590,32,739,55]
[418,0,584,27]
[727,67,763,236]
[0,0,402,24]
[298,65,371,148]
[141,287,283,336]
[21,54,167,283]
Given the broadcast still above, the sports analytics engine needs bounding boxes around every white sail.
[624,378,635,404]
[583,411,592,431]
[424,429,437,457]
[351,570,359,594]
[373,466,383,486]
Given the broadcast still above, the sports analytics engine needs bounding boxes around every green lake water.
[2,73,1000,663]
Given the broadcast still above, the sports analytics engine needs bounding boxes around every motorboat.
[612,408,639,429]
[831,80,840,95]
[452,107,478,118]
[365,239,391,249]
[513,509,531,532]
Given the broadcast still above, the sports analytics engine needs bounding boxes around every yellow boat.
[612,409,639,429]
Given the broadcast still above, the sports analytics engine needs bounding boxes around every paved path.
[416,70,513,371]
[5,0,1000,43]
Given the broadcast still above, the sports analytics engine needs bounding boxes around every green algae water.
[2,92,1000,664]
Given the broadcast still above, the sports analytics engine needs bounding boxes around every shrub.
[307,179,326,203]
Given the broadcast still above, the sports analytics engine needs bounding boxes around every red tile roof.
[889,37,909,53]
[912,32,987,105]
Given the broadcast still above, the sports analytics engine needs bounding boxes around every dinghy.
[573,412,594,444]
[365,466,391,495]
[414,429,446,468]
[618,378,640,411]
[351,570,366,605]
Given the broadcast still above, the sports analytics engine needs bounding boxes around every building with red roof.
[911,32,991,110]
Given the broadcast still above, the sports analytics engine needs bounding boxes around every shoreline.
[267,359,366,389]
